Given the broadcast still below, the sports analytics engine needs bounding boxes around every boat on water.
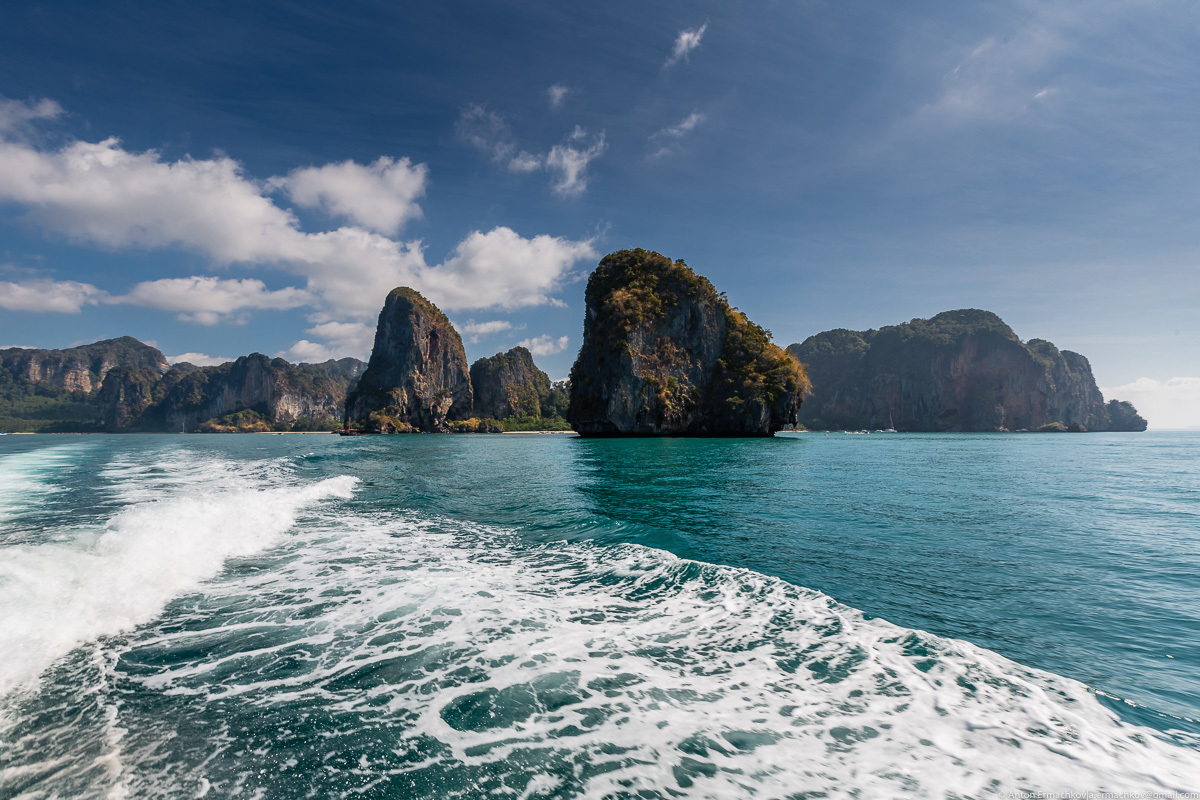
[337,428,371,436]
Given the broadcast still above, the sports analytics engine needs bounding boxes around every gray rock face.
[344,288,473,432]
[787,310,1146,432]
[567,249,807,436]
[2,337,168,395]
[101,355,365,431]
[470,347,552,420]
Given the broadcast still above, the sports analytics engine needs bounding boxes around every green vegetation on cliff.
[569,249,807,436]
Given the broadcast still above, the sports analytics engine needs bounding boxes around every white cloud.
[115,277,311,325]
[420,227,595,311]
[278,156,427,235]
[1100,377,1200,430]
[548,84,570,107]
[459,319,516,344]
[0,97,63,133]
[276,320,375,363]
[166,352,233,367]
[0,278,107,313]
[666,23,708,67]
[545,128,607,197]
[649,112,707,159]
[508,151,543,173]
[457,105,605,196]
[0,99,595,331]
[517,334,570,356]
[456,104,514,163]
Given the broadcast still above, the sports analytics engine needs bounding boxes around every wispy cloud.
[648,111,707,159]
[457,104,606,197]
[545,127,607,196]
[548,84,569,108]
[666,23,708,67]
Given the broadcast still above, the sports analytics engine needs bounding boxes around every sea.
[0,431,1197,799]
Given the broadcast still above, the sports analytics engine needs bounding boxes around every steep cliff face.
[787,309,1145,431]
[470,347,551,420]
[344,288,472,432]
[1,337,168,394]
[1,338,170,431]
[568,249,807,436]
[102,355,365,431]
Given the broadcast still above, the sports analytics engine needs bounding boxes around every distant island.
[0,259,1148,436]
[787,309,1147,432]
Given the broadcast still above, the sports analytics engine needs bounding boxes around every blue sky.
[1,0,1197,426]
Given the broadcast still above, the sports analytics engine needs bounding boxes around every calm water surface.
[1,432,1197,797]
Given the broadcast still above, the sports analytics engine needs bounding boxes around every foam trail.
[89,515,1198,798]
[0,470,358,698]
[0,443,88,524]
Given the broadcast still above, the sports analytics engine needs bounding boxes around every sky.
[0,0,1197,427]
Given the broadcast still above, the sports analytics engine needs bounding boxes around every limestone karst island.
[0,249,1148,436]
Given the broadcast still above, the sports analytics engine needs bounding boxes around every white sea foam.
[106,513,1200,798]
[0,443,87,523]
[0,452,358,699]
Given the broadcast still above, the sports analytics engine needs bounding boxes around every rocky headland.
[787,309,1147,432]
[344,288,474,432]
[567,249,808,436]
[0,337,363,432]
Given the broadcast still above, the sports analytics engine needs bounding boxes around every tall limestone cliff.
[567,249,807,436]
[121,354,365,432]
[787,309,1147,432]
[470,347,552,420]
[344,288,472,432]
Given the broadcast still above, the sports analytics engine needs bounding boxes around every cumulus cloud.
[0,100,596,323]
[0,278,107,313]
[276,320,376,363]
[166,352,233,367]
[666,23,708,67]
[459,319,517,344]
[115,276,311,325]
[1100,377,1200,430]
[548,84,570,107]
[420,227,595,311]
[545,127,607,197]
[517,334,570,356]
[277,156,427,235]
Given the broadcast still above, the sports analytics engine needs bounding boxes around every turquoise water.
[0,432,1197,797]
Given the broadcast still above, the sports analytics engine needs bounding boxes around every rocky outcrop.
[344,288,472,432]
[567,249,807,436]
[787,309,1146,432]
[1106,400,1148,432]
[470,347,551,420]
[1,338,169,431]
[98,355,364,432]
[2,337,168,395]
